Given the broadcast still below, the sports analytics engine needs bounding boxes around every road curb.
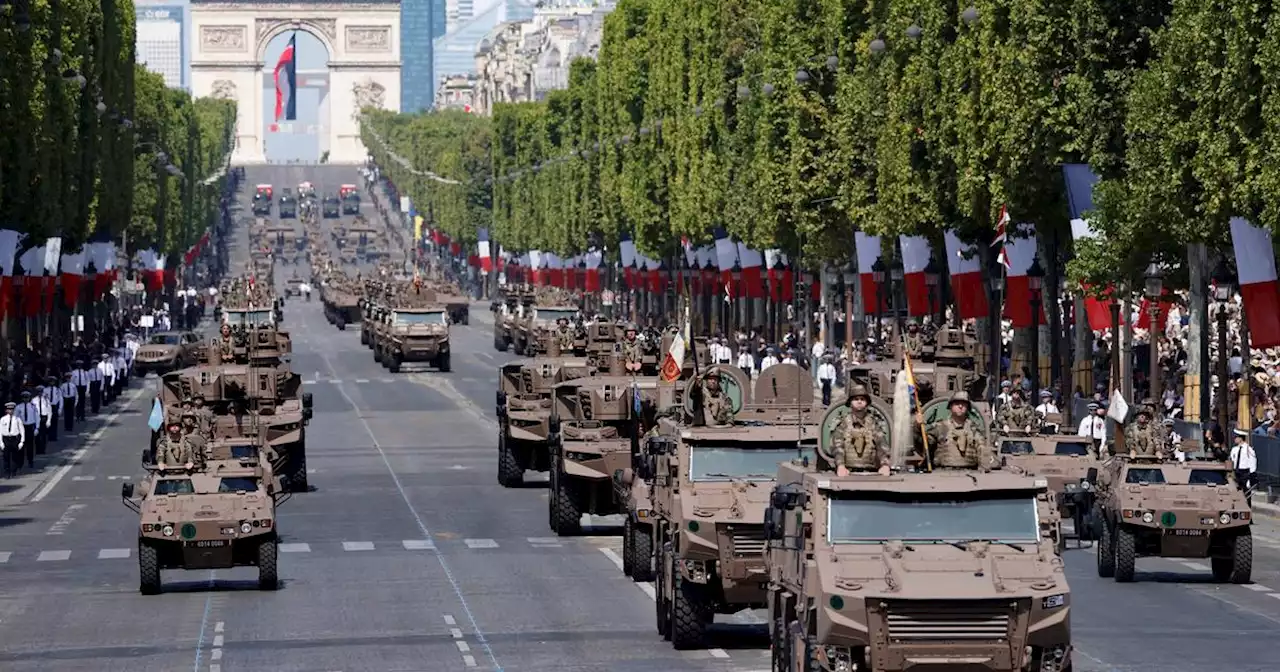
[1254,500,1280,519]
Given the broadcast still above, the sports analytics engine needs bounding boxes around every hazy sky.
[261,30,329,163]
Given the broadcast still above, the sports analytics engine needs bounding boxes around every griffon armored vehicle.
[278,189,298,219]
[132,330,203,376]
[322,194,341,218]
[122,444,288,594]
[1093,456,1252,583]
[371,305,452,373]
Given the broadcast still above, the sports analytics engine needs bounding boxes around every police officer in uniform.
[59,372,77,433]
[0,402,24,477]
[920,391,994,470]
[830,384,891,476]
[33,384,51,454]
[15,391,39,468]
[1125,404,1162,458]
[701,372,734,426]
[88,356,104,414]
[44,377,61,443]
[73,360,90,420]
[1077,401,1108,456]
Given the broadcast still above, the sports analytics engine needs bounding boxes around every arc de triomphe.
[189,0,401,164]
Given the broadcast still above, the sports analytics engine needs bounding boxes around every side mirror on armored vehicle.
[302,407,313,421]
[302,392,313,409]
[1086,467,1099,486]
[644,436,673,455]
[771,483,807,510]
[121,482,134,499]
[765,506,786,542]
[548,412,561,435]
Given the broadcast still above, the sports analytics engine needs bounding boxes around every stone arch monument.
[189,0,401,164]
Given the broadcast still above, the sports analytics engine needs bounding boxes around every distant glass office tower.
[402,0,448,112]
[134,1,188,90]
[433,0,535,86]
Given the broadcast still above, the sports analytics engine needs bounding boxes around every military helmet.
[847,384,870,402]
[1135,405,1152,418]
[949,391,971,406]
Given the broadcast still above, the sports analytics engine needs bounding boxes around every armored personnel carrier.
[497,357,596,487]
[367,291,452,372]
[514,305,580,356]
[122,445,287,594]
[320,273,362,329]
[1092,456,1252,583]
[642,365,825,650]
[340,184,361,214]
[278,188,298,219]
[999,432,1101,547]
[251,190,272,216]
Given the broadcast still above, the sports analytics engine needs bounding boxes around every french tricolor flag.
[477,228,492,272]
[944,231,989,320]
[1231,217,1280,348]
[899,235,932,316]
[1000,223,1045,329]
[620,234,637,290]
[274,33,297,122]
[855,231,886,312]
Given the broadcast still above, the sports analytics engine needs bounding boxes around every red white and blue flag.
[274,33,297,123]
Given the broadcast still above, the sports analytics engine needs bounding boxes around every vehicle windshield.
[828,493,1040,544]
[999,441,1034,455]
[148,333,182,345]
[224,310,274,327]
[343,193,360,201]
[534,309,578,323]
[324,197,339,204]
[1188,469,1229,486]
[689,442,815,482]
[393,311,447,325]
[154,479,195,495]
[218,477,259,493]
[1125,467,1166,484]
[1053,441,1092,456]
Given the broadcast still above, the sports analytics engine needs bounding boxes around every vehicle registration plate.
[1170,529,1205,536]
[190,540,227,548]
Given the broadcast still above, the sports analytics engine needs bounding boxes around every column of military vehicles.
[486,302,1257,671]
[122,273,314,595]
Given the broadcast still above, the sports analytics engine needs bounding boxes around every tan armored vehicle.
[765,466,1072,672]
[642,365,823,650]
[496,357,596,487]
[492,292,530,351]
[320,274,362,329]
[372,304,451,372]
[121,447,287,594]
[132,330,203,376]
[513,305,580,356]
[1092,456,1252,583]
[999,433,1102,547]
[547,375,683,535]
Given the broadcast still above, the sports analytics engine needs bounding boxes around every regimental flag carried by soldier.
[148,398,164,432]
[660,332,685,383]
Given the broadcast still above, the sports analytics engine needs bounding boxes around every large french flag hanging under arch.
[274,33,297,122]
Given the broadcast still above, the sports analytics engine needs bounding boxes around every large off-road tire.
[138,540,161,595]
[1075,507,1095,543]
[258,538,279,590]
[770,610,788,672]
[670,577,712,650]
[494,337,507,352]
[1212,529,1253,584]
[622,518,635,577]
[388,354,401,373]
[336,319,346,331]
[1096,519,1115,578]
[373,346,383,364]
[360,329,368,345]
[437,352,451,372]
[550,463,582,536]
[629,520,655,582]
[655,539,671,639]
[1113,526,1137,583]
[497,434,523,487]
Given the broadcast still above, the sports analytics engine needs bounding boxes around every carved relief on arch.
[210,79,238,101]
[345,25,391,53]
[255,18,337,55]
[200,26,247,53]
[351,78,386,121]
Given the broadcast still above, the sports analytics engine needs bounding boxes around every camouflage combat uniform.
[997,403,1040,432]
[904,332,925,358]
[703,389,733,426]
[831,410,890,471]
[1125,420,1162,457]
[926,417,994,469]
[622,338,643,373]
[555,326,575,351]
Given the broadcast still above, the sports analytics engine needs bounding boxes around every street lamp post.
[1212,258,1236,437]
[872,257,886,353]
[730,262,743,335]
[889,256,905,338]
[1026,255,1045,394]
[923,257,941,325]
[842,261,857,346]
[986,257,1006,394]
[1145,263,1165,409]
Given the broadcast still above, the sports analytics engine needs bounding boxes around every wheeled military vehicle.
[999,433,1102,547]
[497,357,594,486]
[320,276,362,329]
[122,446,287,594]
[1092,456,1252,583]
[278,189,298,218]
[341,188,361,214]
[132,330,203,375]
[251,192,272,216]
[322,194,341,218]
[513,305,580,356]
[371,305,451,372]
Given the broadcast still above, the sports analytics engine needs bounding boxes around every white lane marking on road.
[462,656,477,667]
[600,547,658,600]
[212,635,224,647]
[37,550,71,561]
[355,378,370,384]
[98,548,131,559]
[32,386,148,503]
[211,649,223,660]
[46,503,86,535]
[443,615,457,625]
[210,666,220,672]
[527,537,561,546]
[1244,583,1274,592]
[0,552,10,564]
[342,541,375,551]
[464,538,498,549]
[303,379,316,384]
[403,539,435,550]
[1181,561,1210,571]
[456,641,471,653]
[279,542,311,553]
[708,649,730,658]
[107,475,130,480]
[215,622,224,633]
[71,475,94,481]
[451,628,464,639]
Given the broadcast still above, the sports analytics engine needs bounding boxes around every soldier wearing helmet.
[180,410,209,457]
[156,420,201,468]
[701,371,734,427]
[218,323,235,359]
[554,317,575,352]
[1125,401,1162,458]
[996,388,1041,433]
[920,392,994,470]
[830,384,891,476]
[903,320,925,358]
[622,323,643,374]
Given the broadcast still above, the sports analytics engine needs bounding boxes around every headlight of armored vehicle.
[1041,594,1067,609]
[1142,512,1154,523]
[1220,513,1232,525]
[162,525,174,537]
[241,522,253,534]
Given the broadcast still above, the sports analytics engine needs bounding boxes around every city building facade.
[401,0,448,112]
[135,0,189,90]
[432,0,535,88]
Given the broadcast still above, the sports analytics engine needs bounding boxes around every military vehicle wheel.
[290,454,309,492]
[550,463,583,535]
[388,355,402,373]
[495,337,508,352]
[1212,530,1253,583]
[138,541,161,595]
[373,346,383,364]
[1113,526,1137,583]
[655,540,672,639]
[629,521,655,582]
[622,518,635,577]
[258,539,279,590]
[1075,508,1096,543]
[1096,519,1115,578]
[437,353,451,372]
[360,329,369,345]
[670,579,712,649]
[337,319,347,331]
[497,435,523,487]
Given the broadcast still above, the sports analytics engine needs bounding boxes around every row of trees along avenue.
[362,0,1280,425]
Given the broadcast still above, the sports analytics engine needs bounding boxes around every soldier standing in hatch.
[996,388,1041,433]
[903,321,926,359]
[180,411,208,459]
[622,324,643,374]
[701,372,734,426]
[218,323,235,359]
[554,317,575,352]
[191,394,215,439]
[156,421,194,467]
[918,391,994,470]
[1125,403,1162,458]
[830,384,891,476]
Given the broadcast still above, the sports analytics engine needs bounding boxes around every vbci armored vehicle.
[762,396,1072,672]
[322,194,341,218]
[514,305,580,357]
[122,442,289,594]
[251,191,272,216]
[1093,455,1252,583]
